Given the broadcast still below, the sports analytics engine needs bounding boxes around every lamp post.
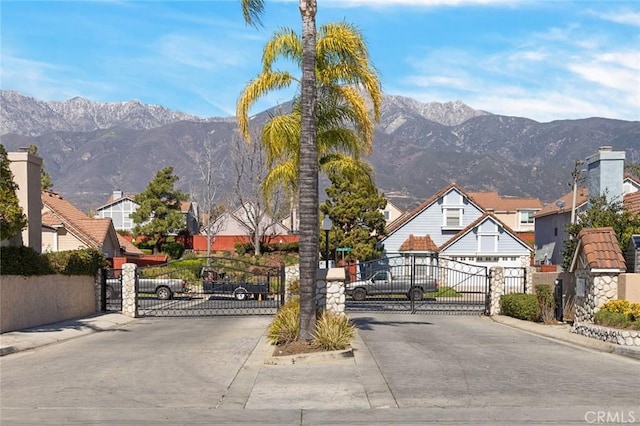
[322,216,332,269]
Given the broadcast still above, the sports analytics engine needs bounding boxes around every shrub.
[161,241,184,259]
[0,246,53,275]
[0,247,107,276]
[312,311,355,351]
[500,293,538,321]
[596,300,640,329]
[535,284,555,323]
[267,297,300,345]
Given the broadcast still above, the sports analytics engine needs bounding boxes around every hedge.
[0,246,108,276]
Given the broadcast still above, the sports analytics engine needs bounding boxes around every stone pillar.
[284,265,300,302]
[524,265,534,294]
[121,263,138,318]
[95,270,103,312]
[316,268,346,316]
[575,272,619,323]
[489,266,505,316]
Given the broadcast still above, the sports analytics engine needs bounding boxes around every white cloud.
[594,10,640,27]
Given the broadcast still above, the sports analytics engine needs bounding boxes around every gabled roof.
[570,227,625,272]
[534,187,588,219]
[399,235,438,252]
[466,191,543,212]
[386,183,483,234]
[438,212,533,252]
[42,190,116,250]
[624,191,640,215]
[97,194,137,211]
[117,234,144,256]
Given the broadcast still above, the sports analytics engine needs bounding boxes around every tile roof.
[42,190,115,250]
[624,191,640,215]
[399,234,438,252]
[574,227,626,271]
[467,192,543,212]
[117,234,144,256]
[534,186,588,218]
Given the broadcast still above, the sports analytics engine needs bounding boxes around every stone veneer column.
[489,266,505,315]
[95,270,103,312]
[284,265,300,302]
[316,268,346,316]
[121,263,138,318]
[575,272,618,323]
[525,265,534,295]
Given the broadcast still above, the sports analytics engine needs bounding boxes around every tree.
[238,5,380,340]
[191,139,225,261]
[0,144,27,241]
[241,0,318,341]
[230,135,284,256]
[132,167,188,254]
[560,194,640,270]
[27,145,53,190]
[320,169,387,263]
[626,162,640,180]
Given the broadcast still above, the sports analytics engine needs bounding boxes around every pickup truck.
[200,267,268,301]
[345,270,438,301]
[106,274,187,300]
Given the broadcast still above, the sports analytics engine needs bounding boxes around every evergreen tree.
[0,144,28,241]
[132,167,188,254]
[561,194,640,270]
[320,170,387,262]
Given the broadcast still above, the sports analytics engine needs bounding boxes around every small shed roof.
[570,227,626,272]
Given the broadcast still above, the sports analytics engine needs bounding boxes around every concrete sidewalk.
[0,313,139,356]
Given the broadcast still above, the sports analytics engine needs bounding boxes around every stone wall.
[1,275,96,333]
[121,263,138,318]
[572,323,640,347]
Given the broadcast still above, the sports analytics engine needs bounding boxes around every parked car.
[200,266,268,301]
[106,274,187,300]
[345,270,438,301]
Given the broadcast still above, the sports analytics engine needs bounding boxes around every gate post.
[316,268,346,316]
[488,266,505,316]
[121,263,138,318]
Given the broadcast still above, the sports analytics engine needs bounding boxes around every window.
[444,208,462,227]
[383,210,390,221]
[519,210,535,225]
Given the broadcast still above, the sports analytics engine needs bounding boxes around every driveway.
[351,313,640,411]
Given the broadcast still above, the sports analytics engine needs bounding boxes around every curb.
[265,345,354,365]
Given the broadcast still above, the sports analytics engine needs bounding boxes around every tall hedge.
[0,246,107,276]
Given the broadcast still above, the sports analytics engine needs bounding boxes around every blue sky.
[2,0,639,122]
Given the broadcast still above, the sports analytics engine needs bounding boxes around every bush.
[596,300,640,329]
[312,311,355,351]
[0,247,107,276]
[500,293,539,321]
[535,284,555,323]
[267,297,300,345]
[161,241,184,259]
[0,246,53,275]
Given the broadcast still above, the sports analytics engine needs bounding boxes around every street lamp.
[322,216,332,269]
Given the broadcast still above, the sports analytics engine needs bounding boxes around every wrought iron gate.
[345,255,489,314]
[103,257,285,316]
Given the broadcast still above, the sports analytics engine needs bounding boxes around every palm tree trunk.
[297,0,318,341]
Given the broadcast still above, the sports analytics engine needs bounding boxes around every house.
[96,190,199,235]
[381,183,533,269]
[41,190,123,259]
[195,202,298,252]
[466,191,542,235]
[534,147,640,266]
[382,199,405,226]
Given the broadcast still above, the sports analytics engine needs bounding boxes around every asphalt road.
[351,313,640,410]
[1,313,639,424]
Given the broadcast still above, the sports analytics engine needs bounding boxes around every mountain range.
[1,90,639,213]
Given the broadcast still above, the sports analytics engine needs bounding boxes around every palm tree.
[240,2,379,341]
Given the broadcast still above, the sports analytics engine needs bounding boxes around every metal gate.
[345,255,489,314]
[504,267,527,294]
[102,268,123,312]
[103,257,285,316]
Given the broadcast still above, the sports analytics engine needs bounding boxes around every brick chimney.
[586,146,625,205]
